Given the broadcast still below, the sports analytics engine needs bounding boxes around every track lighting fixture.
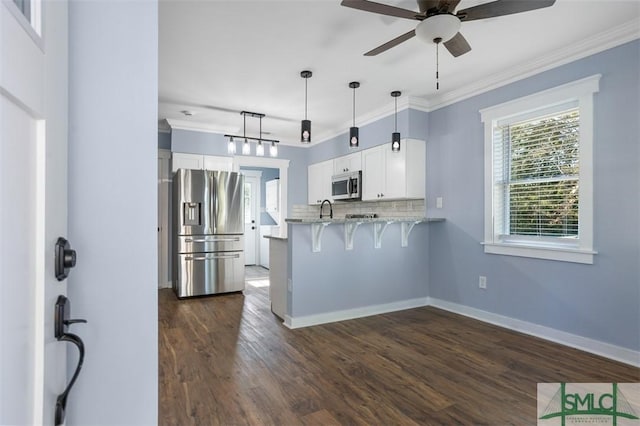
[349,81,360,149]
[391,91,401,152]
[300,70,312,143]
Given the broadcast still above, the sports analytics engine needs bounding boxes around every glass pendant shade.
[227,137,236,155]
[301,119,311,143]
[349,127,359,149]
[270,141,278,157]
[242,139,250,155]
[256,141,264,157]
[392,132,401,152]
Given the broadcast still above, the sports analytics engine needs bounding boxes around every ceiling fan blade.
[364,29,416,56]
[457,0,556,22]
[341,0,419,20]
[443,32,471,57]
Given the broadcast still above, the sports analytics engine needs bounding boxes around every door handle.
[55,237,77,281]
[54,295,87,426]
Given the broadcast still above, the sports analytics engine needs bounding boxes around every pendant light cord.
[394,96,398,132]
[352,86,356,127]
[304,77,308,121]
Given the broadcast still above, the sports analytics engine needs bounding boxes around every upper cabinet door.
[308,159,333,205]
[362,146,385,201]
[172,153,204,172]
[333,152,362,174]
[203,155,233,172]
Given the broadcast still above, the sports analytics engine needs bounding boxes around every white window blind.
[493,105,580,241]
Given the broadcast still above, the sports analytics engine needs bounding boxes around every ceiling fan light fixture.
[415,14,461,44]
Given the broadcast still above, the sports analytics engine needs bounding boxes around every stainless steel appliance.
[331,171,361,201]
[173,169,245,298]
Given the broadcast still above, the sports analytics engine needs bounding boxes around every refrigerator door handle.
[186,253,241,261]
[184,237,241,243]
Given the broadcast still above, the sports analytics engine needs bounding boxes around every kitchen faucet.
[320,199,333,219]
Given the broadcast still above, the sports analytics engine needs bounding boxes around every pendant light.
[349,81,360,149]
[227,136,236,155]
[300,70,312,143]
[256,115,264,156]
[270,141,278,157]
[242,113,250,155]
[391,91,401,152]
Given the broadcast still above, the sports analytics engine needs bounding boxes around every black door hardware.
[54,295,86,426]
[55,237,77,281]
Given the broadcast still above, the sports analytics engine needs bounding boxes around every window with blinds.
[493,106,580,240]
[480,75,599,264]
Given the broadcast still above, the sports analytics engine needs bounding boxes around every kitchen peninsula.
[267,214,444,329]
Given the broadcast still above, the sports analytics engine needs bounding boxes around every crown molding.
[165,118,234,135]
[426,18,640,112]
[313,95,429,144]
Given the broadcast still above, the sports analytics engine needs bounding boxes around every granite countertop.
[285,217,444,224]
[263,234,288,241]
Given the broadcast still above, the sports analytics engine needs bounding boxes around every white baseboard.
[284,297,430,329]
[427,297,640,368]
[282,295,639,367]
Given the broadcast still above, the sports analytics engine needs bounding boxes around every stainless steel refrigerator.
[173,169,245,298]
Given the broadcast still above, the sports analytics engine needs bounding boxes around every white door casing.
[242,171,261,265]
[158,149,171,288]
[1,1,69,425]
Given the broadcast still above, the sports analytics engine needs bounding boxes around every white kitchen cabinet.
[172,152,204,172]
[203,155,233,172]
[265,179,279,213]
[308,159,334,205]
[362,138,425,201]
[171,152,233,173]
[333,151,362,174]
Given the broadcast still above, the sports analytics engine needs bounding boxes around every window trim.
[480,75,601,264]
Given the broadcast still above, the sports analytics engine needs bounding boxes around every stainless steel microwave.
[331,171,361,201]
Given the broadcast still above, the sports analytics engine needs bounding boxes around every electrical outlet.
[436,197,443,209]
[479,276,487,289]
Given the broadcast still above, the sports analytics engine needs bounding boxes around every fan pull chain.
[435,37,442,91]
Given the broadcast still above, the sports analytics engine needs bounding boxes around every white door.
[1,1,70,425]
[242,172,261,265]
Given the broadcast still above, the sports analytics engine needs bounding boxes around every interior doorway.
[241,170,261,265]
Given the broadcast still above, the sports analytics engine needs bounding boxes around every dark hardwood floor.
[159,283,639,425]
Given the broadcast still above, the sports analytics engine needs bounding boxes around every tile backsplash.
[291,199,425,219]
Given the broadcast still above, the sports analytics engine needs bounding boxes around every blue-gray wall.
[68,1,158,424]
[288,222,430,317]
[426,40,640,351]
[158,130,171,149]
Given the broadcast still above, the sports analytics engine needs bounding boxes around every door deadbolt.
[55,237,77,281]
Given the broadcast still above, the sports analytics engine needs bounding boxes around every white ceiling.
[159,0,640,146]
